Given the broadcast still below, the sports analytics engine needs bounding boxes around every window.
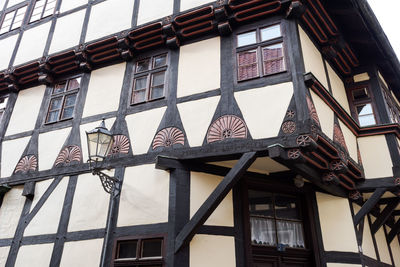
[114,237,164,267]
[45,77,80,124]
[29,0,57,23]
[0,5,27,34]
[131,54,167,105]
[236,24,286,81]
[0,95,9,122]
[382,88,400,124]
[348,86,377,127]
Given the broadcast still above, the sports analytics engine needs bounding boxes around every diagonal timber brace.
[387,218,400,243]
[353,187,387,226]
[371,198,400,235]
[173,152,257,253]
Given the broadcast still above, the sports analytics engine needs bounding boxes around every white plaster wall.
[339,120,358,160]
[85,0,134,42]
[82,63,126,118]
[362,216,376,259]
[327,62,351,114]
[298,26,328,89]
[125,107,166,154]
[375,227,392,265]
[358,135,393,179]
[137,0,173,25]
[60,0,87,13]
[181,0,213,11]
[353,72,370,83]
[190,235,236,267]
[211,157,289,175]
[0,246,10,267]
[38,127,71,170]
[117,165,169,226]
[14,22,51,65]
[68,173,110,232]
[0,186,25,239]
[177,37,221,98]
[1,137,30,178]
[177,96,219,147]
[316,192,358,252]
[0,34,18,70]
[30,179,53,212]
[390,236,400,267]
[60,239,103,267]
[49,10,86,54]
[190,172,233,226]
[14,243,53,267]
[310,90,334,139]
[235,82,293,139]
[79,118,115,162]
[6,85,45,136]
[24,177,69,236]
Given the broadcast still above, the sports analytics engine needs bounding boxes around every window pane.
[12,6,26,29]
[359,114,376,127]
[53,82,66,94]
[64,94,77,107]
[352,88,369,101]
[238,50,258,81]
[153,54,167,68]
[132,89,146,104]
[134,77,147,90]
[46,110,59,123]
[1,11,15,33]
[357,103,373,116]
[250,217,276,246]
[141,239,162,258]
[136,59,150,72]
[67,78,80,91]
[275,194,300,220]
[276,220,305,249]
[150,86,164,100]
[262,43,285,75]
[49,97,62,110]
[237,31,256,47]
[43,0,57,17]
[152,72,165,87]
[248,190,273,217]
[261,24,281,41]
[61,106,74,120]
[117,241,137,259]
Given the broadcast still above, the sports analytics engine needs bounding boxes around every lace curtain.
[250,217,305,248]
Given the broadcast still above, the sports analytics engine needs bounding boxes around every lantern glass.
[86,120,114,162]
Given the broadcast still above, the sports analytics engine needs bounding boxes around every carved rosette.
[55,146,82,166]
[349,191,362,201]
[329,160,346,171]
[395,177,400,187]
[287,149,301,160]
[281,121,296,134]
[109,135,130,155]
[322,172,339,185]
[152,127,185,150]
[333,124,348,152]
[296,135,312,147]
[206,115,248,143]
[306,95,320,126]
[286,110,295,119]
[15,155,38,174]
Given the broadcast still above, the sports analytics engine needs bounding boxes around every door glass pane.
[118,240,137,259]
[237,31,256,47]
[261,24,281,41]
[276,220,305,249]
[141,239,162,258]
[275,194,300,220]
[248,190,273,217]
[250,217,276,246]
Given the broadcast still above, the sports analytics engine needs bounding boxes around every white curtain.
[250,217,305,248]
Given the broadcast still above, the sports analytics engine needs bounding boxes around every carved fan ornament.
[333,124,348,152]
[15,155,37,173]
[109,135,130,155]
[55,146,82,166]
[281,121,296,134]
[206,115,248,143]
[306,96,320,126]
[152,127,185,150]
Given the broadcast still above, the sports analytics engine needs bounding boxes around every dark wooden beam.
[354,188,387,226]
[174,152,257,253]
[393,210,400,217]
[371,198,400,235]
[387,218,400,244]
[356,177,400,192]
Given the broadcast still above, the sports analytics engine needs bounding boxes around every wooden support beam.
[393,210,400,217]
[371,198,400,234]
[356,177,400,192]
[387,218,400,244]
[354,188,387,226]
[174,152,257,253]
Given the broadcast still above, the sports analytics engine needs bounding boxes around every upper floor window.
[30,0,57,23]
[114,236,164,266]
[382,88,400,124]
[236,24,286,82]
[45,77,80,124]
[0,5,27,34]
[348,86,377,127]
[0,95,9,122]
[131,54,167,105]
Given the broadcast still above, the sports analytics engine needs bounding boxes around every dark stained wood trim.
[324,251,361,264]
[354,187,387,226]
[371,198,400,235]
[387,218,400,244]
[356,177,400,192]
[174,152,257,253]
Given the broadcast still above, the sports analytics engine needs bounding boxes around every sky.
[368,0,400,60]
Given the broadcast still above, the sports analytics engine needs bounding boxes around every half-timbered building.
[0,0,399,266]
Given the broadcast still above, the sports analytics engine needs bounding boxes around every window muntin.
[248,190,305,249]
[131,54,167,105]
[114,237,163,267]
[45,77,80,124]
[349,85,377,127]
[0,95,9,122]
[236,24,285,82]
[0,5,27,34]
[30,0,57,23]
